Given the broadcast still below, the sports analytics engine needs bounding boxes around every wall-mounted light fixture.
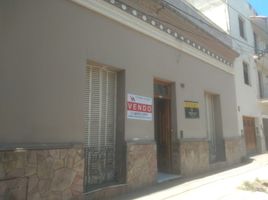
[253,49,268,60]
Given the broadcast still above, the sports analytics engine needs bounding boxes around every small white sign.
[127,94,153,121]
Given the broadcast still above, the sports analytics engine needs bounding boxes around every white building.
[250,15,268,152]
[180,0,268,155]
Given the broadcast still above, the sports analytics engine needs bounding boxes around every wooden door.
[154,98,172,173]
[243,116,257,153]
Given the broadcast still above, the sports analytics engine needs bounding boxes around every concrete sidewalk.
[114,154,268,200]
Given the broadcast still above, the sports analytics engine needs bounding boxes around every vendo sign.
[127,94,152,120]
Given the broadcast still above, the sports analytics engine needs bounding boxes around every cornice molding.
[72,0,234,75]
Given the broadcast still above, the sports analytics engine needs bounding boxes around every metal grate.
[85,65,117,190]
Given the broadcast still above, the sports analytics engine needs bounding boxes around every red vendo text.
[127,102,152,113]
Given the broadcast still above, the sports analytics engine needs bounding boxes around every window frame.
[238,16,246,40]
[243,61,250,86]
[85,64,118,190]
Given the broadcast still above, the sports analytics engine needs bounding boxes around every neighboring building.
[184,0,267,156]
[250,15,268,152]
[1,0,240,199]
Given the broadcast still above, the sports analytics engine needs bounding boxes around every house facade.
[1,0,241,199]
[185,0,268,156]
[250,15,268,153]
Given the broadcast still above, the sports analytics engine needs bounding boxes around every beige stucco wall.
[0,0,239,144]
[0,3,2,44]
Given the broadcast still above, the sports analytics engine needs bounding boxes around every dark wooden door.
[154,98,172,173]
[243,116,257,153]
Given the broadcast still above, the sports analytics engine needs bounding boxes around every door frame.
[243,116,257,154]
[262,117,268,151]
[154,79,175,173]
[204,92,225,163]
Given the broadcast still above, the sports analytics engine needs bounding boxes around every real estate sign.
[184,101,199,119]
[127,94,153,121]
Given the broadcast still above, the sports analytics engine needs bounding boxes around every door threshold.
[157,172,181,183]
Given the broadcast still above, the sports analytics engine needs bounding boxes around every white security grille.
[205,93,216,162]
[85,65,117,189]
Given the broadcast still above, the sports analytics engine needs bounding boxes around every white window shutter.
[85,65,117,188]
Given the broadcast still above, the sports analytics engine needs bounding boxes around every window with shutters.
[205,93,216,162]
[85,65,117,190]
[258,71,264,98]
[243,61,250,86]
[205,92,225,163]
[253,32,258,54]
[238,17,246,39]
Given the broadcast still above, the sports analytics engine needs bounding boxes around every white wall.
[255,31,268,98]
[227,0,261,133]
[202,3,230,33]
[186,0,264,144]
[184,0,230,32]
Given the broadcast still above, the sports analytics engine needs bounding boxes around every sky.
[247,0,268,16]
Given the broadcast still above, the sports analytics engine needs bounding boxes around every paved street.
[115,154,268,200]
